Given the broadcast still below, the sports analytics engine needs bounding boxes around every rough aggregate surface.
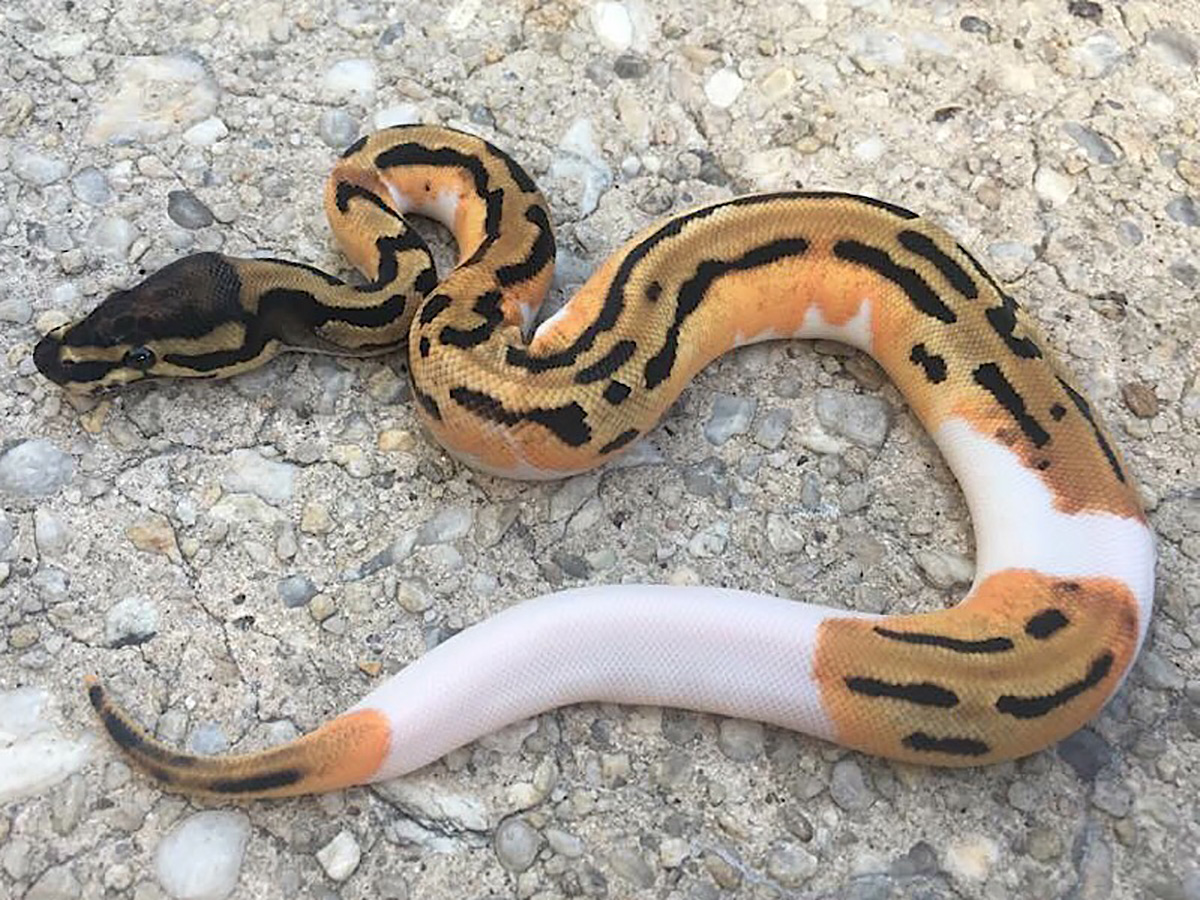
[1,1,1198,899]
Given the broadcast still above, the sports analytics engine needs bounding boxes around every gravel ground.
[2,2,1198,899]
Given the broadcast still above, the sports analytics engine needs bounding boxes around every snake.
[33,125,1155,799]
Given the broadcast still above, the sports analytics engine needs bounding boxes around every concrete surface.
[1,1,1198,898]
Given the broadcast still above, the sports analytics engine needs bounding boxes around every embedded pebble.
[0,440,75,498]
[591,1,633,52]
[1063,123,1120,164]
[0,688,93,803]
[323,59,376,102]
[13,150,70,186]
[65,155,110,200]
[550,118,613,216]
[767,842,818,887]
[416,506,473,545]
[182,116,228,147]
[704,69,745,108]
[222,449,296,505]
[848,29,906,70]
[154,811,250,900]
[944,834,999,883]
[88,216,138,258]
[1147,28,1198,68]
[717,719,764,761]
[914,548,974,588]
[1166,196,1199,227]
[0,296,33,324]
[33,509,70,558]
[754,408,792,450]
[494,817,541,873]
[318,108,359,150]
[277,574,318,608]
[315,830,361,882]
[87,55,220,144]
[1071,33,1124,78]
[1058,729,1113,780]
[1034,167,1075,206]
[167,190,215,229]
[814,389,890,449]
[830,759,875,811]
[705,394,756,445]
[105,596,158,647]
[609,847,655,888]
[1122,382,1159,418]
[25,866,81,900]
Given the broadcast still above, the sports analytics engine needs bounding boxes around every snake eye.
[123,346,157,371]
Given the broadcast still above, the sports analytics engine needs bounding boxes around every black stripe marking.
[89,685,196,768]
[482,137,539,194]
[355,230,432,293]
[984,294,1042,359]
[874,626,1014,654]
[208,769,304,794]
[645,237,810,389]
[909,343,947,384]
[414,266,438,296]
[995,653,1114,719]
[1055,377,1125,482]
[505,192,846,375]
[973,362,1051,448]
[449,386,591,446]
[1049,403,1067,421]
[897,230,978,299]
[902,732,991,757]
[418,336,431,358]
[603,380,631,405]
[833,240,957,324]
[413,384,442,420]
[419,294,452,325]
[598,428,639,455]
[844,677,959,708]
[1025,608,1069,639]
[495,204,555,287]
[439,291,505,349]
[576,340,636,384]
[646,281,662,302]
[956,243,1010,300]
[334,182,400,219]
[340,134,369,158]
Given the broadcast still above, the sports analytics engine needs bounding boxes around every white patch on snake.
[531,303,572,344]
[383,182,460,229]
[935,417,1155,649]
[793,300,874,351]
[353,584,851,780]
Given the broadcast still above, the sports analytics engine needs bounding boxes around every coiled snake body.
[34,126,1155,798]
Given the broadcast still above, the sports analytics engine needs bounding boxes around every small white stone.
[182,117,228,147]
[1034,167,1075,206]
[155,811,250,900]
[1071,32,1124,78]
[0,440,75,498]
[316,830,361,882]
[704,68,745,108]
[374,104,420,129]
[914,548,974,589]
[323,59,376,102]
[222,449,296,505]
[944,834,1000,883]
[105,596,158,646]
[87,55,219,145]
[591,1,633,52]
[87,216,138,259]
[852,136,886,163]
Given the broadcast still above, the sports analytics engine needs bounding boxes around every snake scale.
[33,125,1155,799]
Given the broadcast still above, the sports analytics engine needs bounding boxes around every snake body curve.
[34,125,1155,798]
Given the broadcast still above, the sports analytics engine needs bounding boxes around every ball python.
[34,125,1155,799]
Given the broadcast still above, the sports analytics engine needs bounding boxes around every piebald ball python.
[34,125,1155,799]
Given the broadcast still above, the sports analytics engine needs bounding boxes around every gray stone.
[278,574,318,608]
[705,394,757,445]
[815,389,890,449]
[830,759,875,811]
[223,449,296,504]
[609,846,655,888]
[1058,729,1113,781]
[87,216,137,259]
[0,440,75,497]
[1063,123,1120,164]
[1166,196,1199,227]
[105,596,158,647]
[316,830,361,882]
[318,109,359,150]
[754,408,792,450]
[767,842,818,887]
[13,149,70,186]
[494,816,540,873]
[416,506,473,545]
[717,718,764,761]
[25,865,81,900]
[1140,651,1185,690]
[71,166,114,205]
[167,190,215,229]
[33,508,70,557]
[0,296,33,324]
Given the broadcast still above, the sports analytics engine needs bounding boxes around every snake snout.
[33,333,69,384]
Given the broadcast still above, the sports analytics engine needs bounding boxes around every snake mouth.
[33,334,128,392]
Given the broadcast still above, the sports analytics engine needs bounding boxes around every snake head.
[33,253,244,393]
